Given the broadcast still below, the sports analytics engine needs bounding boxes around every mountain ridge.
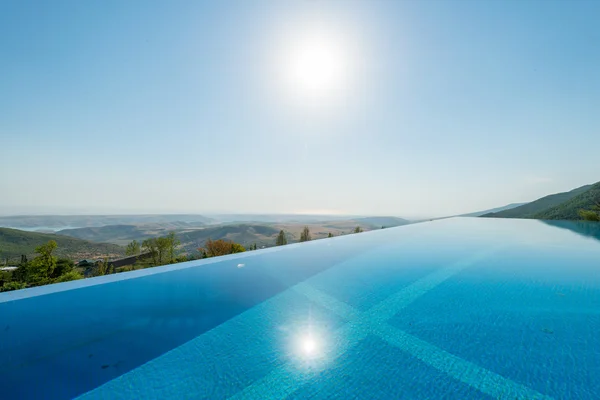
[480,184,593,219]
[0,227,124,261]
[533,182,600,220]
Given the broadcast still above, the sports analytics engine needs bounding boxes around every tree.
[175,254,188,263]
[155,237,170,265]
[12,264,28,283]
[231,243,246,253]
[12,255,30,283]
[276,230,288,246]
[96,258,114,276]
[300,226,311,242]
[199,239,245,258]
[0,270,9,287]
[125,240,141,256]
[579,199,600,221]
[327,232,333,238]
[141,233,180,266]
[166,232,180,264]
[52,258,74,279]
[54,270,83,283]
[142,238,159,265]
[1,281,26,292]
[29,240,58,284]
[579,210,600,221]
[354,226,363,233]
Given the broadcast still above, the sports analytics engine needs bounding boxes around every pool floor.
[1,218,599,399]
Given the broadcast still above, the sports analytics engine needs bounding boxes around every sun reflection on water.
[286,312,332,370]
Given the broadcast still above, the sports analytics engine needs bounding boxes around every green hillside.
[58,224,166,245]
[459,203,527,217]
[0,227,125,261]
[57,223,281,248]
[534,182,600,220]
[481,184,592,218]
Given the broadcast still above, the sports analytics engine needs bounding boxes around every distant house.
[0,266,18,272]
[107,252,153,269]
[77,252,154,273]
[77,259,98,268]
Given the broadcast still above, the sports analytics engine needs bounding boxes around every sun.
[278,28,353,103]
[286,35,345,99]
[301,336,318,355]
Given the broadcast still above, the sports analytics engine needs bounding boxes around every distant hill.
[0,214,214,230]
[56,216,411,249]
[349,216,410,228]
[57,222,203,245]
[176,224,281,253]
[58,223,283,253]
[0,227,124,261]
[176,219,407,252]
[459,203,527,217]
[481,184,593,219]
[533,182,600,220]
[58,225,153,245]
[206,214,362,224]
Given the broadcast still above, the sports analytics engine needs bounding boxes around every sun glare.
[296,333,322,359]
[285,34,346,100]
[273,21,358,106]
[301,336,318,355]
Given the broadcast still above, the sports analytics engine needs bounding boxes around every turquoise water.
[1,218,599,399]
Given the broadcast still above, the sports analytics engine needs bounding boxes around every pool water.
[1,218,599,399]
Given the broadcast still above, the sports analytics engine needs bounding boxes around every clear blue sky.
[1,0,599,218]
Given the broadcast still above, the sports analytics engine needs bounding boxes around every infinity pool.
[1,218,599,399]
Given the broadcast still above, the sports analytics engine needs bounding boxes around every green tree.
[231,243,246,253]
[28,240,58,284]
[0,270,9,287]
[579,199,600,221]
[96,258,114,276]
[166,232,180,264]
[12,255,30,283]
[141,234,180,266]
[276,230,288,246]
[354,226,363,233]
[52,258,74,279]
[175,254,188,263]
[300,226,311,242]
[125,240,141,256]
[1,281,26,292]
[54,270,83,283]
[155,237,170,265]
[579,210,600,221]
[327,232,333,238]
[142,238,159,265]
